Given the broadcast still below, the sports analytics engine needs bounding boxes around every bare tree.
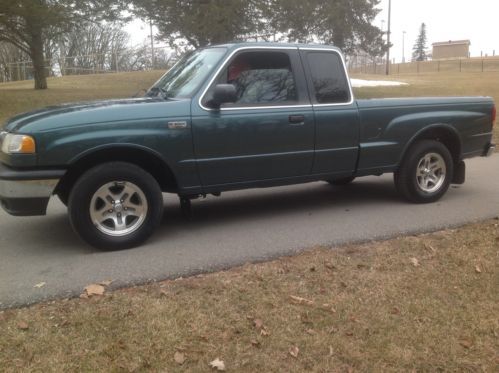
[0,42,29,82]
[56,22,130,75]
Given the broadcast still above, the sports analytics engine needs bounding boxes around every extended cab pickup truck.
[0,43,496,250]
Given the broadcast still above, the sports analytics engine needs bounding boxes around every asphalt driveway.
[1,155,498,309]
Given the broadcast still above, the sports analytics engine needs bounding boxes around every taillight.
[493,105,496,126]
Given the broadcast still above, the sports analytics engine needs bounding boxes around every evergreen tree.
[133,0,263,49]
[412,23,428,61]
[269,0,387,56]
[133,0,387,58]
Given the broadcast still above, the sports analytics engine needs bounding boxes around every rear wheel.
[394,140,453,203]
[68,162,163,250]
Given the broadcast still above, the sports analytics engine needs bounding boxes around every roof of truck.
[207,42,343,53]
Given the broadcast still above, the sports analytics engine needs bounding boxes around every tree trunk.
[332,31,345,51]
[28,23,47,89]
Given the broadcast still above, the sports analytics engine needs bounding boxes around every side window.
[203,51,298,107]
[306,52,350,104]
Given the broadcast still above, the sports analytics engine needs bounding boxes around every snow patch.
[350,79,409,88]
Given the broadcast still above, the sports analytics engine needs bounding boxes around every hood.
[2,97,190,133]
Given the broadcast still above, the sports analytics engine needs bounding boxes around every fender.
[68,142,173,168]
[398,122,462,165]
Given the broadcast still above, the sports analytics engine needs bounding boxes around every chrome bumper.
[0,178,59,199]
[0,163,65,216]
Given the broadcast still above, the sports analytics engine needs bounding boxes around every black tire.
[68,162,163,250]
[328,176,356,186]
[394,140,453,203]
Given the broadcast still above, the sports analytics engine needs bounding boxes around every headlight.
[1,133,36,154]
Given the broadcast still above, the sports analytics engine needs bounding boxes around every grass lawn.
[1,220,498,371]
[0,71,164,125]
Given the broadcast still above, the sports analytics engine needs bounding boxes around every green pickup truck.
[0,43,496,250]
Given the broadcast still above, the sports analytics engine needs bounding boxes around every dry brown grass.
[0,71,164,125]
[1,220,498,372]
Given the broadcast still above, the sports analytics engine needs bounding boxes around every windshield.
[147,47,227,99]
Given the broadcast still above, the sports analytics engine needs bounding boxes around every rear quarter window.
[306,52,351,104]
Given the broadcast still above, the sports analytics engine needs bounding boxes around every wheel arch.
[55,144,178,202]
[398,124,462,168]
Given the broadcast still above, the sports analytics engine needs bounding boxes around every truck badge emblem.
[168,121,188,129]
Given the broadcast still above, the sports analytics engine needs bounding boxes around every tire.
[394,140,453,203]
[68,162,163,250]
[328,176,356,186]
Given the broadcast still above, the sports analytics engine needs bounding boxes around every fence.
[0,46,178,83]
[349,57,499,75]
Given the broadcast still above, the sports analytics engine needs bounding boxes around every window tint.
[307,52,350,104]
[204,51,297,107]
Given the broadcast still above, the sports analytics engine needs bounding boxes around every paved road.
[1,155,498,308]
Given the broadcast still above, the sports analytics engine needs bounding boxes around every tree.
[133,0,263,50]
[412,23,428,61]
[269,0,387,56]
[0,42,29,82]
[133,0,386,58]
[57,22,130,75]
[0,0,127,89]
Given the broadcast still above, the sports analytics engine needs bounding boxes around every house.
[432,40,470,60]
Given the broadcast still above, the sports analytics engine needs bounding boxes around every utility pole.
[150,18,155,70]
[385,0,392,75]
[402,31,406,63]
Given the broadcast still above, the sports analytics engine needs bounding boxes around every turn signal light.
[1,134,36,154]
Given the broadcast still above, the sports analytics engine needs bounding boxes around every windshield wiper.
[147,86,170,100]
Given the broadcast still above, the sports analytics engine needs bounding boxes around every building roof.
[432,40,471,47]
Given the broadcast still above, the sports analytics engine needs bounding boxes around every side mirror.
[211,84,237,108]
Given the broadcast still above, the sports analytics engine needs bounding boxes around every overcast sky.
[377,0,499,61]
[126,0,499,61]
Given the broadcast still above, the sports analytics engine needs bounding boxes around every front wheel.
[68,162,164,250]
[394,140,453,203]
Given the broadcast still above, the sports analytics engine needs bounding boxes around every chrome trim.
[218,104,313,111]
[198,45,356,112]
[198,46,301,112]
[299,47,355,107]
[0,178,59,198]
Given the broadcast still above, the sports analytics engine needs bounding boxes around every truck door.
[190,48,315,187]
[299,48,361,176]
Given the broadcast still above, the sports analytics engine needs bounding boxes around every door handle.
[289,115,305,125]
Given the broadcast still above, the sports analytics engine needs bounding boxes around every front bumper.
[0,163,65,216]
